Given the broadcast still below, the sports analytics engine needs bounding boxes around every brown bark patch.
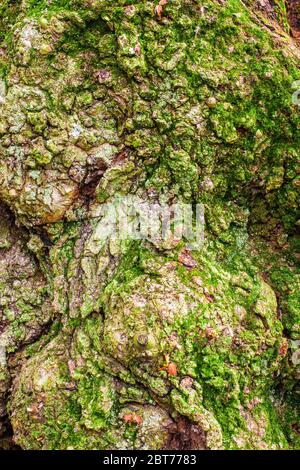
[287,0,300,40]
[164,417,206,450]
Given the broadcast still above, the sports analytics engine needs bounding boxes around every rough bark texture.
[0,0,299,450]
[288,0,300,39]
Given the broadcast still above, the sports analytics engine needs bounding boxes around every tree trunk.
[0,0,299,450]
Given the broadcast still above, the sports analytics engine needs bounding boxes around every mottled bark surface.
[288,0,300,39]
[0,0,299,450]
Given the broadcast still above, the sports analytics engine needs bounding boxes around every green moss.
[1,0,299,451]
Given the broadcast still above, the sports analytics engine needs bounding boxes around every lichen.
[0,0,299,450]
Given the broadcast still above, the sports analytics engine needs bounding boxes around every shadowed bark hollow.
[287,0,300,39]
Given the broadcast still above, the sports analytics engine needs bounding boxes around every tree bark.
[0,0,299,450]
